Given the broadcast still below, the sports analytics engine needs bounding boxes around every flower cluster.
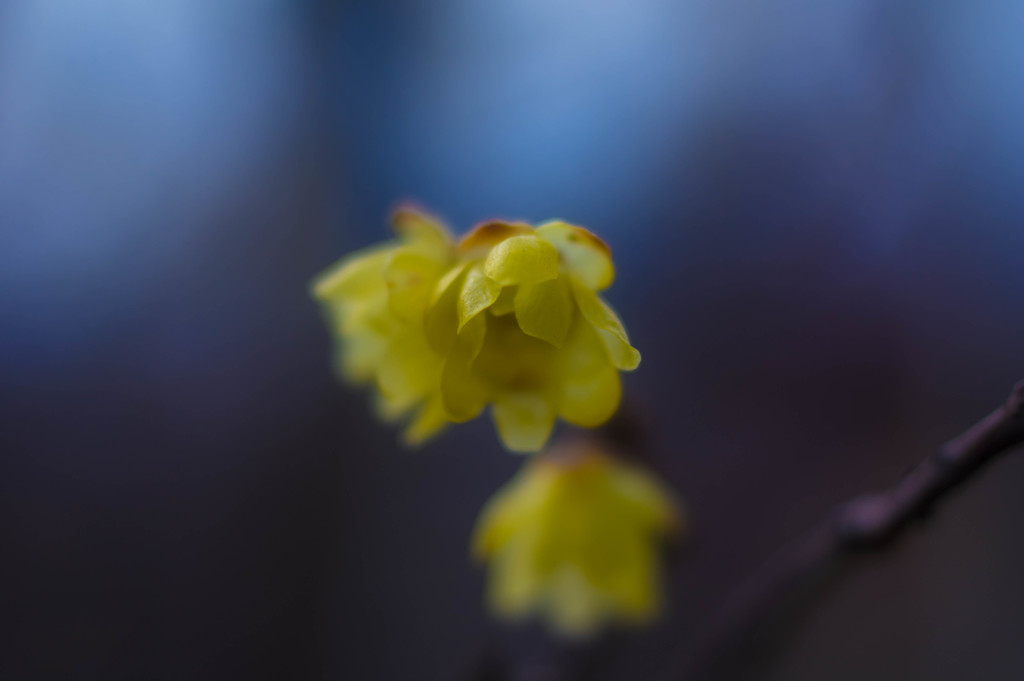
[313,206,640,452]
[313,203,679,638]
[473,440,682,636]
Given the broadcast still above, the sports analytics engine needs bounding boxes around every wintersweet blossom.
[473,441,682,637]
[433,219,640,451]
[312,206,641,451]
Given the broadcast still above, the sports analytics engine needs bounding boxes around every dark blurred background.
[2,1,1024,679]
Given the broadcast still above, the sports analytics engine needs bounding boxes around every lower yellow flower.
[473,441,683,637]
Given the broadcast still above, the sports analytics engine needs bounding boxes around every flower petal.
[556,320,622,426]
[391,204,452,251]
[473,468,553,558]
[311,246,390,301]
[488,534,545,619]
[458,220,532,255]
[593,536,658,622]
[376,331,441,412]
[372,389,409,423]
[440,314,489,422]
[570,280,641,371]
[333,323,387,383]
[484,234,560,286]
[458,265,502,331]
[384,247,445,320]
[612,466,684,535]
[492,392,557,453]
[536,221,615,290]
[401,395,449,446]
[425,262,470,355]
[514,277,573,347]
[545,567,608,637]
[490,287,517,316]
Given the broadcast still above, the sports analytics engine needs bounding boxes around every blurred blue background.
[2,1,1024,680]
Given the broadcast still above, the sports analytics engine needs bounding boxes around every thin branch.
[666,380,1024,681]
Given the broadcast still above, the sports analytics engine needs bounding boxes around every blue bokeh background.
[2,1,1024,680]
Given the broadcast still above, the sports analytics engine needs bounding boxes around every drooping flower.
[312,205,640,451]
[473,440,682,637]
[428,220,641,452]
[312,206,455,445]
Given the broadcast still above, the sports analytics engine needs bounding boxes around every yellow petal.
[545,567,607,637]
[570,280,641,371]
[473,505,509,561]
[473,470,547,558]
[513,277,573,347]
[321,290,394,376]
[333,326,387,383]
[425,262,470,355]
[484,234,560,286]
[492,392,557,453]
[384,247,444,320]
[613,466,684,535]
[598,539,659,622]
[490,286,517,316]
[536,221,615,290]
[458,220,532,256]
[391,204,452,251]
[458,265,502,331]
[401,396,449,446]
[488,536,545,619]
[372,389,410,423]
[376,331,440,412]
[556,320,622,426]
[440,314,489,422]
[311,246,390,301]
[332,295,399,344]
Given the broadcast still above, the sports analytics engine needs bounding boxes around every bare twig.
[667,380,1024,681]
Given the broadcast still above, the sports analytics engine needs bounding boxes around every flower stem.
[665,380,1024,680]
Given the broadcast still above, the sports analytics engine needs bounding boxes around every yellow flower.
[429,219,640,452]
[312,206,455,445]
[312,205,640,451]
[473,442,682,637]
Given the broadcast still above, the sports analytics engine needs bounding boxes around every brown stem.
[666,380,1024,681]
